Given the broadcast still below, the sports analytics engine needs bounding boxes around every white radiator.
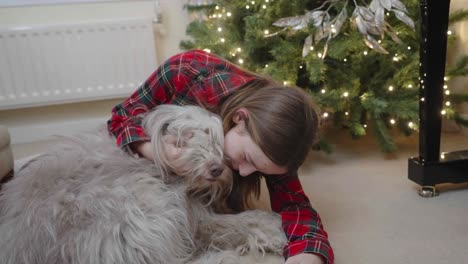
[0,18,158,110]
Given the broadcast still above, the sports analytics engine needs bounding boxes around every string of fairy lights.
[199,0,454,133]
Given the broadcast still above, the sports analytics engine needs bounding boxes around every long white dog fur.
[0,105,286,264]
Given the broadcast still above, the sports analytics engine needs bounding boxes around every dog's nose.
[210,167,224,178]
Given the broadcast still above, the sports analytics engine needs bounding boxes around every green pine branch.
[449,9,468,24]
[184,4,217,11]
[448,93,468,103]
[447,55,468,77]
[454,112,468,127]
[370,116,397,153]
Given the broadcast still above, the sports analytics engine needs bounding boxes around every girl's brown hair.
[213,76,320,212]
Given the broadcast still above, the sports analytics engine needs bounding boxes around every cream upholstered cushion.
[0,125,14,181]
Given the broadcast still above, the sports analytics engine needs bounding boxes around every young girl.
[107,50,334,264]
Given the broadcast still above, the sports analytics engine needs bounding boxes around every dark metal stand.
[408,0,468,197]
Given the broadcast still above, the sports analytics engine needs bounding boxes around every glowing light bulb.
[227,12,232,17]
[237,47,242,52]
[238,59,244,64]
[364,51,368,55]
[388,86,394,91]
[408,122,414,128]
[321,89,326,94]
[441,110,446,115]
[447,30,452,35]
[445,90,450,95]
[262,4,266,9]
[220,38,225,42]
[343,92,349,97]
[217,27,222,32]
[446,101,451,106]
[345,112,349,115]
[203,48,211,53]
[264,29,269,35]
[323,112,329,118]
[390,119,396,124]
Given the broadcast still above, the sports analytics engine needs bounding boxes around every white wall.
[0,0,191,144]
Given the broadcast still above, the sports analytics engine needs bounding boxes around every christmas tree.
[180,0,468,152]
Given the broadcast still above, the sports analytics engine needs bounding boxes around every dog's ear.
[143,107,175,138]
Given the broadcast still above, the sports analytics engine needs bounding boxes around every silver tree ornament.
[271,0,415,58]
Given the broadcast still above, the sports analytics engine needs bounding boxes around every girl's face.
[223,110,288,177]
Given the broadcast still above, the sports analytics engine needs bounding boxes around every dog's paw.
[234,210,287,255]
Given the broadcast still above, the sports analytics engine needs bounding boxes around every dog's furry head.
[143,105,233,206]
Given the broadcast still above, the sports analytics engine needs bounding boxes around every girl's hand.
[285,253,325,264]
[132,136,181,162]
[132,141,154,160]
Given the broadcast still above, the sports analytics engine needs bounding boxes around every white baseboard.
[9,117,107,145]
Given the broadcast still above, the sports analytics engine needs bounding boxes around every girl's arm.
[107,52,195,154]
[107,49,254,157]
[131,141,154,160]
[265,172,334,264]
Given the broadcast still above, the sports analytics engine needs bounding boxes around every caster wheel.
[419,186,439,198]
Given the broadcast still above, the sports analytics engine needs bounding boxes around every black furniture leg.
[408,0,468,196]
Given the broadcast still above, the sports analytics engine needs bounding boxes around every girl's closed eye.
[224,155,233,167]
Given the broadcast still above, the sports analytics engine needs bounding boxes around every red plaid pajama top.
[107,50,334,264]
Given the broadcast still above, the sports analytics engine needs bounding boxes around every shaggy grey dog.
[0,105,286,264]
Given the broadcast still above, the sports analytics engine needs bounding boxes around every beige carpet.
[11,128,468,264]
